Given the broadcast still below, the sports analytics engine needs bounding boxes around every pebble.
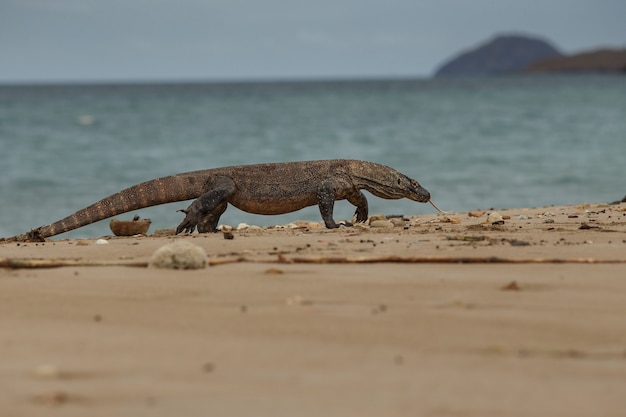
[468,211,486,218]
[95,239,109,245]
[148,241,207,270]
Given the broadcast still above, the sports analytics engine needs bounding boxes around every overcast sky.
[1,0,624,83]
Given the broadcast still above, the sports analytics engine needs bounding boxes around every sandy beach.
[1,202,626,416]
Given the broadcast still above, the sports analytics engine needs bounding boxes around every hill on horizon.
[434,34,563,77]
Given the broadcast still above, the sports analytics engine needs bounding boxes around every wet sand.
[2,203,626,416]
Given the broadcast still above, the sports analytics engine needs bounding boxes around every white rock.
[236,223,250,230]
[149,240,207,270]
[95,239,109,245]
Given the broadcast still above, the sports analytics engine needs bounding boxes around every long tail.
[5,171,208,242]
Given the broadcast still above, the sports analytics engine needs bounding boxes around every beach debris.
[148,240,207,270]
[236,223,249,230]
[389,217,406,227]
[579,223,601,230]
[94,239,109,245]
[151,228,176,237]
[440,216,462,224]
[0,257,148,268]
[504,238,531,247]
[486,212,505,225]
[468,211,486,218]
[370,219,395,228]
[368,213,387,222]
[109,217,151,236]
[446,235,486,242]
[501,281,521,291]
[271,254,626,264]
[223,230,234,240]
[367,214,394,228]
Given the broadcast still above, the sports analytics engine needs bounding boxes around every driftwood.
[2,255,626,269]
[0,258,148,269]
[275,255,626,265]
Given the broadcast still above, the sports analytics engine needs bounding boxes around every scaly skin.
[3,160,431,242]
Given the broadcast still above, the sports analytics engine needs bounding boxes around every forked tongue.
[428,199,450,214]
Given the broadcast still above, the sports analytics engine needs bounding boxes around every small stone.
[501,281,521,291]
[236,223,249,230]
[95,239,109,245]
[218,225,233,232]
[148,241,207,270]
[468,211,485,218]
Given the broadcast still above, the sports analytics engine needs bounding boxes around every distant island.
[434,34,625,76]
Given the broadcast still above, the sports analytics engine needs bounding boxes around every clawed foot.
[175,208,199,234]
[176,204,220,234]
[324,220,354,229]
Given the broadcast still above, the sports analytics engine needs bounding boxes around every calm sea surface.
[1,75,625,238]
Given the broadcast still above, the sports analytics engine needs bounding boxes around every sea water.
[1,75,624,238]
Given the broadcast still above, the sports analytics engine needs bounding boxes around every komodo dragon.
[3,159,435,242]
